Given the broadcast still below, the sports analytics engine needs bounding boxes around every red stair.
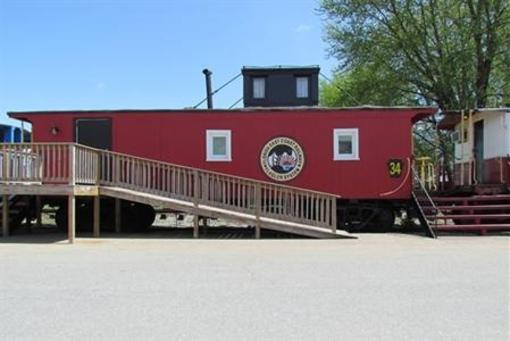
[423,194,510,235]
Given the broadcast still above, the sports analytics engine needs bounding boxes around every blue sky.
[0,0,336,126]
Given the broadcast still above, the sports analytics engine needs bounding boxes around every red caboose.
[9,106,435,231]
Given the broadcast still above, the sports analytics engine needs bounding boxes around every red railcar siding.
[11,108,434,199]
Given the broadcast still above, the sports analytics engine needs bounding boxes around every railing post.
[193,170,199,238]
[115,154,120,185]
[37,151,43,182]
[68,144,76,186]
[96,151,101,185]
[255,183,261,239]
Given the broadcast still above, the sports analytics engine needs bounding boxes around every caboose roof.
[8,106,437,125]
[8,105,436,115]
[242,65,320,72]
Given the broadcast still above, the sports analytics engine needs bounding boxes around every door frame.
[74,118,112,150]
[473,119,484,183]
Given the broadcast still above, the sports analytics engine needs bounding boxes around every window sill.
[334,156,360,161]
[206,158,232,162]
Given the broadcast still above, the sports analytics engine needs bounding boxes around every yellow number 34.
[388,159,403,177]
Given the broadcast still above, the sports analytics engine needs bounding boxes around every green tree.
[320,0,509,188]
[321,63,420,107]
[320,0,510,110]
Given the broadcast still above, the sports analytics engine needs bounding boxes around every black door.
[474,120,484,183]
[75,119,112,150]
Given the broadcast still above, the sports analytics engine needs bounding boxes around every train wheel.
[338,203,395,233]
[373,207,395,232]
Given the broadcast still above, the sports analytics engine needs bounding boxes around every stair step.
[432,195,510,203]
[427,214,510,220]
[434,224,510,231]
[436,204,510,211]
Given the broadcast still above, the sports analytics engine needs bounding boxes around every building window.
[333,128,359,160]
[296,76,309,98]
[206,130,231,162]
[253,77,265,99]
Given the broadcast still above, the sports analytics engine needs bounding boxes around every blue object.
[0,124,31,143]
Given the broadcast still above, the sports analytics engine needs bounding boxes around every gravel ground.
[0,233,508,340]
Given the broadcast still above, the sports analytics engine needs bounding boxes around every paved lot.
[0,233,508,340]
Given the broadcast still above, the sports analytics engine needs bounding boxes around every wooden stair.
[423,194,510,235]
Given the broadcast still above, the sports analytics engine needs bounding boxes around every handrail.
[412,167,438,212]
[96,147,337,229]
[411,166,438,236]
[0,143,339,232]
[96,146,340,197]
[11,142,339,197]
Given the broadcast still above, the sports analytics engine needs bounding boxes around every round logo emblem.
[260,137,305,181]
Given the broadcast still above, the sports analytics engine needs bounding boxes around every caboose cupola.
[242,65,320,107]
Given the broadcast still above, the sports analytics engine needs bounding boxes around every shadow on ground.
[0,224,312,243]
[2,224,508,244]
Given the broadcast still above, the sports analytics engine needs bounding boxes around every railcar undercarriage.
[52,198,156,232]
[337,200,407,233]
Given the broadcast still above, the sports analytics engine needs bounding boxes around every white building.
[439,108,510,186]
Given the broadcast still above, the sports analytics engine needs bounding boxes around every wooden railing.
[0,143,338,231]
[75,145,100,184]
[98,149,338,230]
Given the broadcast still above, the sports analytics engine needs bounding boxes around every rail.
[0,143,338,231]
[411,167,437,238]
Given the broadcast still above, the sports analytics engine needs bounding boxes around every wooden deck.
[0,143,353,242]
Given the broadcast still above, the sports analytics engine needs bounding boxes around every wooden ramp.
[100,187,351,239]
[0,143,354,241]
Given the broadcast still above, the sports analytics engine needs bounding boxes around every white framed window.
[252,77,265,99]
[206,130,231,162]
[296,76,309,98]
[333,128,359,161]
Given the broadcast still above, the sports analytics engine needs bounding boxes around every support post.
[93,196,100,238]
[255,184,261,239]
[68,195,75,244]
[193,170,200,238]
[193,215,199,239]
[2,194,9,237]
[255,222,261,239]
[35,195,42,228]
[115,198,121,233]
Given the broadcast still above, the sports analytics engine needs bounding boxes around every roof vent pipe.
[202,69,213,109]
